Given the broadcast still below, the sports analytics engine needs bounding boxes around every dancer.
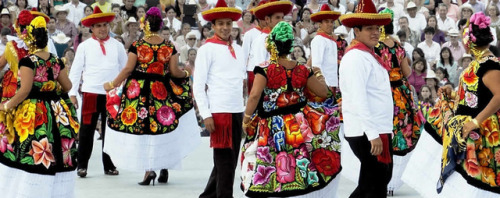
[374,8,424,196]
[195,0,246,197]
[103,7,199,186]
[339,0,394,197]
[406,12,500,197]
[240,21,341,197]
[69,6,126,177]
[0,16,79,198]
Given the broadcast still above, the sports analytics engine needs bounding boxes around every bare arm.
[0,54,7,71]
[401,57,412,77]
[242,74,266,124]
[104,52,137,91]
[57,66,72,93]
[169,54,190,78]
[307,72,328,98]
[0,67,33,110]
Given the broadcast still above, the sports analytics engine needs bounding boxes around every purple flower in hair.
[470,12,491,29]
[146,7,164,29]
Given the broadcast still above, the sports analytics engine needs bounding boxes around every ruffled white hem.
[402,130,500,197]
[104,109,201,171]
[268,176,340,198]
[0,163,75,198]
[388,153,412,191]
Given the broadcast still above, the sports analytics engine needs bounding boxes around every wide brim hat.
[51,32,71,44]
[448,28,460,37]
[406,2,417,10]
[459,53,473,64]
[124,16,138,27]
[311,4,341,22]
[202,0,242,22]
[30,8,50,22]
[0,8,10,17]
[54,5,69,16]
[81,6,115,27]
[460,3,474,12]
[339,0,391,28]
[425,69,438,80]
[252,0,293,21]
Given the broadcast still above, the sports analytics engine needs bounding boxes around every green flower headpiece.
[379,8,394,21]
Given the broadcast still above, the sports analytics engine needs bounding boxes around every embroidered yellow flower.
[14,100,36,143]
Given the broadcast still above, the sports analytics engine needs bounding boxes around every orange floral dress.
[107,39,193,134]
[0,54,79,175]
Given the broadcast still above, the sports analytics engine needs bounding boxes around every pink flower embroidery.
[127,79,141,99]
[295,113,313,142]
[275,152,296,184]
[0,123,13,153]
[34,66,48,82]
[138,107,148,119]
[156,106,175,126]
[253,165,275,185]
[52,64,61,80]
[465,92,478,108]
[28,137,55,169]
[256,146,273,163]
[61,138,74,167]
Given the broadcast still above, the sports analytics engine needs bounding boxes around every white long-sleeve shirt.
[339,49,393,140]
[242,27,262,71]
[69,37,127,96]
[193,42,246,119]
[63,2,87,25]
[252,32,270,67]
[311,35,338,87]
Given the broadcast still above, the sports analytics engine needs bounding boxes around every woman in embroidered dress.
[402,12,500,197]
[240,21,342,197]
[103,7,199,186]
[0,16,79,198]
[373,8,425,196]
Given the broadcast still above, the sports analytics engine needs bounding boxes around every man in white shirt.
[378,0,404,29]
[437,3,456,34]
[339,0,394,196]
[179,31,198,63]
[63,0,87,24]
[242,15,267,94]
[398,16,419,47]
[442,28,466,63]
[164,6,182,33]
[195,1,245,197]
[69,8,127,178]
[417,27,442,68]
[310,4,340,88]
[405,2,426,35]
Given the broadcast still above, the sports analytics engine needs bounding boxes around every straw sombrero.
[202,0,242,22]
[30,8,50,22]
[81,6,115,27]
[311,4,341,22]
[252,0,292,21]
[339,0,391,28]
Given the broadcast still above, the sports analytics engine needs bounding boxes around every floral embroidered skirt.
[390,81,425,155]
[240,96,341,197]
[0,95,79,198]
[105,72,200,171]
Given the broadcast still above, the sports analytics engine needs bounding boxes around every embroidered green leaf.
[154,101,162,110]
[119,125,125,130]
[59,126,72,138]
[3,151,15,161]
[20,156,34,164]
[130,99,139,108]
[35,124,47,139]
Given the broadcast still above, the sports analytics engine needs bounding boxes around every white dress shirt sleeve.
[117,41,128,70]
[69,43,85,96]
[252,34,269,66]
[340,54,381,140]
[242,30,253,69]
[193,46,212,119]
[311,36,338,87]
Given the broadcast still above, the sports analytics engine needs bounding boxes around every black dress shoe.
[77,169,87,178]
[158,169,169,183]
[138,171,157,186]
[104,169,119,175]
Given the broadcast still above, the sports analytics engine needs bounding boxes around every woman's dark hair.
[423,26,435,35]
[419,85,435,105]
[426,15,439,31]
[412,58,427,73]
[173,1,182,17]
[299,8,312,21]
[272,36,293,57]
[165,6,176,15]
[458,18,467,30]
[84,5,93,13]
[37,0,52,16]
[146,14,163,32]
[412,48,425,61]
[201,25,211,40]
[435,67,449,79]
[471,23,494,47]
[112,4,120,10]
[383,20,394,35]
[439,47,454,65]
[32,28,48,49]
[328,0,340,8]
[16,0,27,9]
[242,10,255,23]
[291,45,306,61]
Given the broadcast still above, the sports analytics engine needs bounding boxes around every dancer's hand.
[438,84,454,99]
[204,117,215,133]
[70,96,79,109]
[370,137,383,156]
[462,121,478,139]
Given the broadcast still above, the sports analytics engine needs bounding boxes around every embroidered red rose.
[151,81,167,100]
[35,102,48,127]
[157,46,173,63]
[146,62,164,75]
[266,64,287,89]
[304,106,327,135]
[292,65,309,88]
[276,92,300,108]
[258,119,269,146]
[2,71,16,98]
[137,45,154,63]
[312,148,340,176]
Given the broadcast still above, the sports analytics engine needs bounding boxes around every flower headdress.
[378,8,394,41]
[14,10,34,40]
[141,7,163,38]
[265,21,295,64]
[463,12,491,58]
[25,16,47,53]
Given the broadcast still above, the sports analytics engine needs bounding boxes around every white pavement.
[75,136,423,198]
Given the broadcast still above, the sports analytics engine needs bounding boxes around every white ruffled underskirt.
[401,129,500,197]
[0,163,75,198]
[268,176,340,198]
[104,109,201,171]
[340,124,412,192]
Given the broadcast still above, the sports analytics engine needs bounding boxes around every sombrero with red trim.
[30,8,50,22]
[252,0,293,21]
[81,6,115,27]
[202,0,242,22]
[339,0,391,28]
[311,4,341,22]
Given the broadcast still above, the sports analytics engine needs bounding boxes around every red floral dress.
[0,40,29,103]
[107,39,193,134]
[0,54,79,175]
[240,63,341,197]
[375,41,425,155]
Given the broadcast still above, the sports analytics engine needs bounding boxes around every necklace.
[145,33,161,39]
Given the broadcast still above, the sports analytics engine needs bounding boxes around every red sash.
[378,134,392,164]
[210,113,233,149]
[345,39,391,71]
[316,30,335,41]
[205,34,236,59]
[261,27,271,34]
[92,34,110,55]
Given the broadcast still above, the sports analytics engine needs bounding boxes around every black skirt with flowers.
[107,39,193,135]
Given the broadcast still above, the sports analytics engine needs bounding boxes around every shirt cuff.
[201,111,212,120]
[365,130,380,141]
